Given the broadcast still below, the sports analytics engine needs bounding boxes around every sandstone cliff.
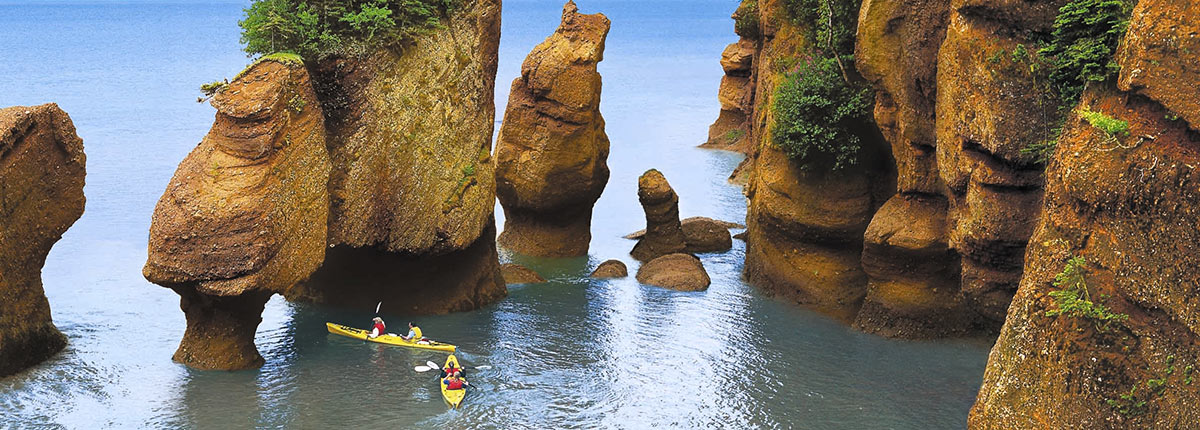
[494,1,611,257]
[144,58,330,370]
[0,104,86,377]
[144,0,506,369]
[286,0,506,315]
[739,0,893,321]
[971,0,1200,426]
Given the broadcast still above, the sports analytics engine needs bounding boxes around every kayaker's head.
[373,317,382,323]
[408,321,415,328]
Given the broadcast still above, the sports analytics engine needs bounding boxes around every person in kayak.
[439,361,464,380]
[368,317,386,338]
[443,374,469,390]
[401,322,423,342]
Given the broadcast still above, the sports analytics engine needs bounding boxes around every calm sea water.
[0,1,991,428]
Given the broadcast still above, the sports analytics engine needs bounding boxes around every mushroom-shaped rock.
[501,263,546,284]
[0,103,86,377]
[143,58,330,370]
[636,254,711,291]
[494,0,611,257]
[589,260,628,278]
[631,169,687,262]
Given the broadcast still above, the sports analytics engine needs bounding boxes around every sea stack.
[144,58,330,370]
[0,104,86,377]
[631,169,688,262]
[494,0,611,257]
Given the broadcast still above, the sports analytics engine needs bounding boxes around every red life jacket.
[372,322,385,334]
[446,378,464,390]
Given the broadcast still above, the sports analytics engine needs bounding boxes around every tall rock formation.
[934,0,1058,329]
[144,58,330,370]
[630,169,687,262]
[972,0,1200,427]
[288,0,506,314]
[494,1,611,257]
[852,0,971,337]
[0,104,86,377]
[739,0,893,321]
[145,0,506,370]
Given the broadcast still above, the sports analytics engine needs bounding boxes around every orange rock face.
[971,0,1200,426]
[144,59,330,370]
[0,104,85,377]
[494,1,611,257]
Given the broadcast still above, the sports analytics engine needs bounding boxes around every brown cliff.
[144,58,330,370]
[971,0,1200,426]
[494,1,611,257]
[740,0,892,321]
[0,104,85,377]
[288,0,507,314]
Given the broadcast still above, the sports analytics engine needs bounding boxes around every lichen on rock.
[0,103,86,377]
[494,0,611,258]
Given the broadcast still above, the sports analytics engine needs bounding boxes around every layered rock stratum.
[0,104,86,377]
[494,1,611,257]
[971,0,1200,426]
[145,0,506,370]
[144,59,330,370]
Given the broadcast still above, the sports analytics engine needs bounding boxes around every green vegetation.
[734,0,759,38]
[1107,356,1195,418]
[200,80,229,98]
[1080,109,1130,139]
[723,129,746,143]
[771,0,873,171]
[1019,0,1133,162]
[239,0,458,59]
[1040,0,1134,108]
[772,56,873,171]
[1044,256,1129,332]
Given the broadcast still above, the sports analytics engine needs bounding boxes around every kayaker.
[401,322,423,342]
[443,374,468,390]
[368,317,386,339]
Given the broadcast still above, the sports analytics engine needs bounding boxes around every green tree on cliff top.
[240,0,457,59]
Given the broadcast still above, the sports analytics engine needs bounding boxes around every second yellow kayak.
[325,322,457,353]
[440,354,467,408]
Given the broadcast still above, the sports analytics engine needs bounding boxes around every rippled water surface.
[0,1,991,428]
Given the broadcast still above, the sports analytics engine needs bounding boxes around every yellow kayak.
[325,322,456,353]
[440,354,467,408]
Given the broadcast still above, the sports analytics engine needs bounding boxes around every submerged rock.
[0,103,85,377]
[501,263,546,284]
[630,169,688,262]
[636,253,710,291]
[144,58,330,370]
[494,1,612,258]
[589,260,628,278]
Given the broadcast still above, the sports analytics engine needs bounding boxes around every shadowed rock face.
[971,1,1200,427]
[853,0,976,337]
[0,104,85,377]
[935,0,1059,328]
[289,0,506,314]
[631,169,687,262]
[144,59,330,370]
[494,1,611,258]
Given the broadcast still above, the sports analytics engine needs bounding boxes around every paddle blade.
[427,361,439,369]
[474,365,492,370]
[414,365,433,372]
[375,301,382,313]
